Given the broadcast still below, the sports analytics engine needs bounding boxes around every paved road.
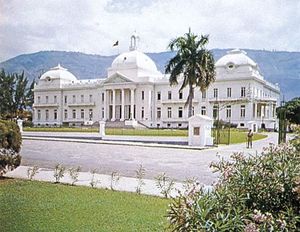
[20,133,279,185]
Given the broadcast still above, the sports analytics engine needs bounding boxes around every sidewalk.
[5,165,212,198]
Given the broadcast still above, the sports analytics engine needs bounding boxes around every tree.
[165,29,216,117]
[284,97,300,125]
[0,69,34,119]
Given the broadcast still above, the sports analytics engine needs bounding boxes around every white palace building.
[33,34,281,130]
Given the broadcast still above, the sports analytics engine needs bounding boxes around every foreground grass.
[0,179,169,232]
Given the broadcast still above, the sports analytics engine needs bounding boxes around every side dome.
[40,64,77,82]
[215,49,257,68]
[111,50,158,72]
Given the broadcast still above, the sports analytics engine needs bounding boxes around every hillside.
[0,49,299,100]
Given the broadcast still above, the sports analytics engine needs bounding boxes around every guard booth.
[188,114,214,146]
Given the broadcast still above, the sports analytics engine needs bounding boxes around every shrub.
[0,120,22,176]
[27,165,39,180]
[135,164,146,194]
[168,143,300,231]
[155,172,174,198]
[110,171,120,191]
[68,166,81,185]
[53,164,65,183]
[90,169,99,188]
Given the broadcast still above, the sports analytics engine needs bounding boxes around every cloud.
[0,0,299,61]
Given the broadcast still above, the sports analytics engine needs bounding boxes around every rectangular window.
[193,127,200,136]
[227,88,232,98]
[89,95,93,102]
[46,96,49,104]
[201,106,206,115]
[178,107,183,118]
[168,91,172,100]
[54,109,57,120]
[157,107,161,119]
[37,96,41,104]
[81,109,84,119]
[64,109,68,119]
[54,96,57,104]
[241,87,246,97]
[89,109,93,120]
[101,107,105,119]
[141,91,144,100]
[37,110,41,120]
[64,96,67,104]
[213,105,218,119]
[157,92,161,100]
[141,107,144,119]
[102,93,105,102]
[192,106,195,116]
[202,90,206,99]
[167,107,172,118]
[179,91,183,100]
[226,105,232,118]
[240,105,246,118]
[45,109,49,120]
[213,88,218,98]
[81,95,84,103]
[72,109,76,119]
[72,95,76,103]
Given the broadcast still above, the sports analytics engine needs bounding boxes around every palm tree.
[165,29,216,117]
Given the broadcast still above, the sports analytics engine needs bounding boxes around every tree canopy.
[165,29,215,117]
[0,69,34,119]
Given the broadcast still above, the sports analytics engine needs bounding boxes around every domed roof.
[40,64,77,82]
[215,49,257,67]
[111,50,158,72]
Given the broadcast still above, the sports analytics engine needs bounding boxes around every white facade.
[33,35,280,130]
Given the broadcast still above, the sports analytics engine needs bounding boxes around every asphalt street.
[20,133,279,185]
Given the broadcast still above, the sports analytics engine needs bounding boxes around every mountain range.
[0,49,299,100]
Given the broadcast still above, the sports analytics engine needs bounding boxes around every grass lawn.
[0,178,169,232]
[24,126,267,144]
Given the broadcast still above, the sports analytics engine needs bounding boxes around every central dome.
[111,50,158,72]
[40,64,77,82]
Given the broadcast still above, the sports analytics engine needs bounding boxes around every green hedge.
[0,120,22,176]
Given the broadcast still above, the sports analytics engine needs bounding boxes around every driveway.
[20,132,279,185]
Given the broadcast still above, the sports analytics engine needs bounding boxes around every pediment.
[104,73,133,84]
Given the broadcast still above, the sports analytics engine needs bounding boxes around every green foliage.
[168,143,300,231]
[155,172,175,198]
[0,120,22,176]
[27,166,39,180]
[135,164,146,194]
[68,166,81,185]
[0,179,169,231]
[165,28,215,117]
[0,69,34,119]
[53,164,65,183]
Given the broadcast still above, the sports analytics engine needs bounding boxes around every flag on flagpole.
[113,40,119,47]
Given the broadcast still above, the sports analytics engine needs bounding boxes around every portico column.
[103,90,107,120]
[121,89,125,121]
[130,88,135,120]
[112,89,116,121]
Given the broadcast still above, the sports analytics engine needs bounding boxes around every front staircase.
[105,120,147,129]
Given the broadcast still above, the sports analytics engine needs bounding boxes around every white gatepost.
[99,121,106,138]
[17,119,23,133]
[188,114,213,146]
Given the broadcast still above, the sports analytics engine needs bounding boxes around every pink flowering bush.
[167,142,300,231]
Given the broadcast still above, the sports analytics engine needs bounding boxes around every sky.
[0,0,300,62]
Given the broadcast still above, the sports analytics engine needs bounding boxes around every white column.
[112,89,116,121]
[130,88,135,120]
[121,89,125,121]
[103,90,107,120]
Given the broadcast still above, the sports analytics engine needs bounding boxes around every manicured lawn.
[0,179,169,232]
[24,127,267,144]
